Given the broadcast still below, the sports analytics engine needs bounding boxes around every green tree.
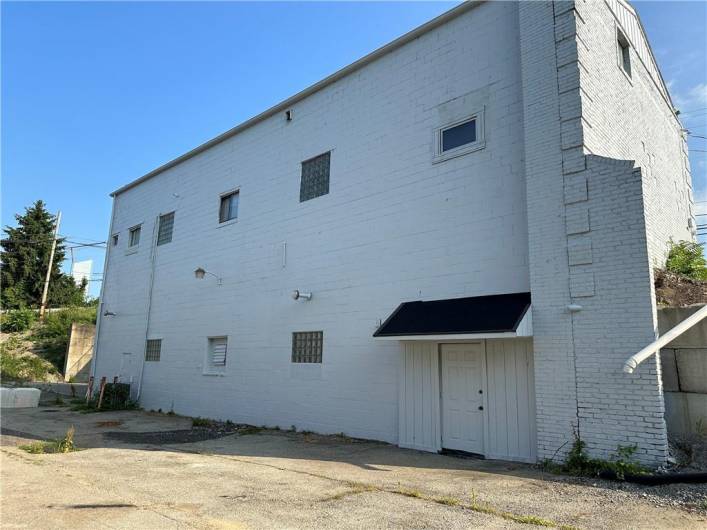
[1,200,86,309]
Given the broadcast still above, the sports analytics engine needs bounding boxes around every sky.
[2,1,706,298]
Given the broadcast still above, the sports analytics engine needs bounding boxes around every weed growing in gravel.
[543,437,647,480]
[192,417,211,427]
[19,426,78,454]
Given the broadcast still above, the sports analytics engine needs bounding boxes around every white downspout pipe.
[623,304,707,374]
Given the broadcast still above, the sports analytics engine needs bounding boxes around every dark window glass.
[157,212,175,246]
[112,234,119,246]
[219,191,239,223]
[300,152,330,202]
[145,339,161,362]
[129,226,141,247]
[442,119,477,152]
[620,40,631,77]
[291,331,323,363]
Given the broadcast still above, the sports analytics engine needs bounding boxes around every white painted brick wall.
[94,1,529,443]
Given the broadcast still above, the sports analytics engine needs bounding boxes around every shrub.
[32,306,96,369]
[0,339,58,381]
[544,437,647,480]
[1,308,37,333]
[665,240,707,280]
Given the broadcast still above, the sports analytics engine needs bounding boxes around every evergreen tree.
[1,200,86,309]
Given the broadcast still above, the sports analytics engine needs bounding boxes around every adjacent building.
[93,0,695,465]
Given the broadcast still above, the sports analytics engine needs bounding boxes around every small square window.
[617,30,631,78]
[292,331,323,363]
[157,212,175,245]
[300,152,330,202]
[128,225,141,247]
[145,339,161,362]
[112,234,119,246]
[206,337,228,373]
[219,191,239,223]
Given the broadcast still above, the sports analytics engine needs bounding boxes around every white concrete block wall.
[94,1,530,443]
[518,0,579,461]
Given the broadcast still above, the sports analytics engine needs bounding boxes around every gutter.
[623,304,707,373]
[110,1,482,197]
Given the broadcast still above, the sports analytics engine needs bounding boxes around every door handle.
[478,406,484,411]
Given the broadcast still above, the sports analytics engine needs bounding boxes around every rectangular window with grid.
[157,212,175,245]
[291,331,323,363]
[299,152,330,202]
[145,339,161,362]
[219,191,239,223]
[206,337,228,373]
[128,225,141,247]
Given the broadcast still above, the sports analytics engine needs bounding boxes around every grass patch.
[19,426,78,454]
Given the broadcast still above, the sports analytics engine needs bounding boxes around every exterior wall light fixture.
[194,267,223,286]
[291,289,312,301]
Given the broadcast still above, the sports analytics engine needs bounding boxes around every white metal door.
[441,343,486,454]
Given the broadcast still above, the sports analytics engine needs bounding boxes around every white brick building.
[93,0,694,466]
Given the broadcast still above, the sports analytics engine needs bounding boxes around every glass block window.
[145,339,161,362]
[207,337,228,372]
[219,191,239,223]
[291,331,323,363]
[441,118,477,152]
[157,212,175,245]
[299,152,330,202]
[128,225,141,247]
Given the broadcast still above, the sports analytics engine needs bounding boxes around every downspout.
[90,199,116,382]
[135,215,160,401]
[623,304,707,373]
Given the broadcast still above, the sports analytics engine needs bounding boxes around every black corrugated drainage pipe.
[599,470,707,485]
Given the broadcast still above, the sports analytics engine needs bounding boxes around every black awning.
[373,292,531,337]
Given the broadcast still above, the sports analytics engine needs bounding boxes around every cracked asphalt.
[1,405,705,529]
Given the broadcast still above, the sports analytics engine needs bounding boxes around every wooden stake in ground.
[39,210,62,319]
[86,376,94,403]
[96,376,107,410]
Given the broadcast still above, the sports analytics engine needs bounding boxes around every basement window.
[300,152,330,202]
[219,190,239,223]
[157,212,175,245]
[205,337,228,374]
[128,225,141,248]
[434,111,485,162]
[617,29,631,78]
[145,339,161,362]
[292,331,323,363]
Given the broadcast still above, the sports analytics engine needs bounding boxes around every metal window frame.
[616,27,632,80]
[128,224,142,247]
[218,189,240,224]
[145,339,162,362]
[156,212,175,246]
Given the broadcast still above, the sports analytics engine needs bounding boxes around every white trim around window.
[217,188,240,227]
[433,109,485,163]
[126,224,142,253]
[203,336,228,375]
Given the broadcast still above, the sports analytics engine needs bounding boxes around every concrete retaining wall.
[63,323,95,383]
[659,305,707,436]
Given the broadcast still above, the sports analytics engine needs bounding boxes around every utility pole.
[39,210,61,319]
